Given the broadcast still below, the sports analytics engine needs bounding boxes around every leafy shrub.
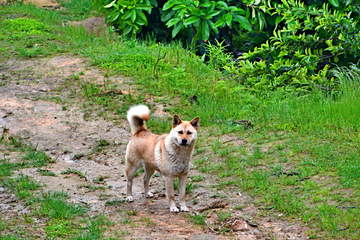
[163,0,252,41]
[93,0,253,44]
[93,0,158,38]
[222,0,360,93]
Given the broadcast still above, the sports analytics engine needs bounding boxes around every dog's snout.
[181,139,188,144]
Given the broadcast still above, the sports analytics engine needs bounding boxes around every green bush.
[222,0,360,93]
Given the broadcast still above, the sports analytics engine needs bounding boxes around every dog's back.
[126,105,166,171]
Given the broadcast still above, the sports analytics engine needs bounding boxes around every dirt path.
[0,55,308,239]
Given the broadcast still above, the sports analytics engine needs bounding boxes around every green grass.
[0,158,18,178]
[37,168,57,176]
[188,213,206,227]
[74,215,115,240]
[45,219,81,239]
[22,149,53,167]
[105,199,125,206]
[3,174,41,199]
[61,168,86,178]
[93,175,109,184]
[36,191,87,219]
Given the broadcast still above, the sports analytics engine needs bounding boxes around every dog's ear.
[173,115,183,128]
[190,117,200,130]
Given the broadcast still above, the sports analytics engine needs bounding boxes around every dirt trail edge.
[0,55,308,239]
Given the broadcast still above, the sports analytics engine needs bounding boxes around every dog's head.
[171,115,200,146]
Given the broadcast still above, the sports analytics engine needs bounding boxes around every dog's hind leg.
[143,163,155,198]
[179,175,189,212]
[125,156,142,202]
[165,176,179,212]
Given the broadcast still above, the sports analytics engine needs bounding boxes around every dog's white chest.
[155,138,193,177]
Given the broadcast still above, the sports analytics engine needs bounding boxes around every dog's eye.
[178,131,183,134]
[187,131,192,135]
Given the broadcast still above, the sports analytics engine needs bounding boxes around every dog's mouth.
[179,142,189,146]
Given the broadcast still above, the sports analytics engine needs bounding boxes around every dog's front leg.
[165,176,179,212]
[179,175,189,212]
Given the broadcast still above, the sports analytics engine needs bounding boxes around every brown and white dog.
[125,105,199,212]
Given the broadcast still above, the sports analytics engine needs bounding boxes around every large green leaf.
[123,25,133,35]
[161,9,175,22]
[110,11,120,22]
[136,9,148,26]
[131,9,136,22]
[122,10,132,20]
[329,0,339,7]
[163,0,178,11]
[184,16,201,26]
[172,21,183,37]
[173,5,187,11]
[117,0,132,7]
[206,10,220,18]
[148,0,158,7]
[217,1,228,10]
[206,19,218,34]
[233,15,252,31]
[214,19,225,28]
[225,13,232,26]
[135,4,153,11]
[166,18,181,27]
[104,0,116,8]
[202,21,210,40]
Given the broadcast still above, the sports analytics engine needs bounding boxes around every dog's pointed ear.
[173,115,183,128]
[190,117,200,130]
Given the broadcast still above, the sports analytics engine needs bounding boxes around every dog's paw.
[146,192,153,198]
[126,196,134,202]
[170,206,179,213]
[180,206,189,212]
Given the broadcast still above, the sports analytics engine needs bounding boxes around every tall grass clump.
[36,191,87,219]
[255,65,360,133]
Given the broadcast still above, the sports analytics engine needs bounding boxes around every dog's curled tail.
[127,105,150,135]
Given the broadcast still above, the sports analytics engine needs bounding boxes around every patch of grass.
[37,168,57,176]
[125,209,138,216]
[3,174,41,199]
[93,175,109,184]
[58,0,97,21]
[0,158,19,178]
[185,181,199,194]
[74,215,114,240]
[79,184,105,191]
[61,168,86,178]
[105,199,125,206]
[147,116,172,134]
[188,213,206,227]
[141,217,155,227]
[45,219,81,239]
[94,139,110,152]
[134,167,144,177]
[190,174,204,182]
[36,191,87,219]
[22,148,53,167]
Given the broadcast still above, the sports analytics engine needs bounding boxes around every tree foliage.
[222,0,360,93]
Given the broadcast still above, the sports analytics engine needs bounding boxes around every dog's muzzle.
[180,139,188,146]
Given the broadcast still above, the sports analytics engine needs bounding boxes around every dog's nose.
[181,139,188,144]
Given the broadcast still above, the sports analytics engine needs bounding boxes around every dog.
[125,105,199,212]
